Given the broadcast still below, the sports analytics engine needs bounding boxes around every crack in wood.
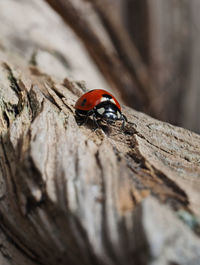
[125,137,189,211]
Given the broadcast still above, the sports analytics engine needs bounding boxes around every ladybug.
[75,89,127,129]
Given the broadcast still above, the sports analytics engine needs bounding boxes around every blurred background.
[1,0,200,133]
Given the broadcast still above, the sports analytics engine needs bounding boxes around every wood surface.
[0,1,200,264]
[0,48,200,265]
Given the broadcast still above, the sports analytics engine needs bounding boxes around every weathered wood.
[0,0,108,93]
[0,48,200,264]
[0,1,200,265]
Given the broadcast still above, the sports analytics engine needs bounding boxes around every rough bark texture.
[0,44,200,265]
[0,0,108,92]
[0,1,200,265]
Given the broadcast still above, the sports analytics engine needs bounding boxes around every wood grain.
[0,49,200,264]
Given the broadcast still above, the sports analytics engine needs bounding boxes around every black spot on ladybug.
[81,98,87,106]
[102,94,112,99]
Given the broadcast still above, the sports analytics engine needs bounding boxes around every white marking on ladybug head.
[100,97,108,103]
[117,111,121,119]
[100,97,116,104]
[110,98,116,104]
[97,107,105,115]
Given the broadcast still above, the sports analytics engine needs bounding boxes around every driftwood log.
[0,1,200,265]
[1,48,200,265]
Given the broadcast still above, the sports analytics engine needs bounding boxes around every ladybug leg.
[75,110,82,119]
[75,110,86,125]
[120,114,127,130]
[92,113,100,130]
[76,110,93,126]
[83,110,93,125]
[106,118,114,125]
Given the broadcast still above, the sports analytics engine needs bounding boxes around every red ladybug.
[75,89,127,129]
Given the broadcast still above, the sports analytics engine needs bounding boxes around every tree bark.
[0,1,200,265]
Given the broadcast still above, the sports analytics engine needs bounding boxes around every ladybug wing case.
[75,89,121,111]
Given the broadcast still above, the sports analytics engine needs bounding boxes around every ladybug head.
[95,102,121,122]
